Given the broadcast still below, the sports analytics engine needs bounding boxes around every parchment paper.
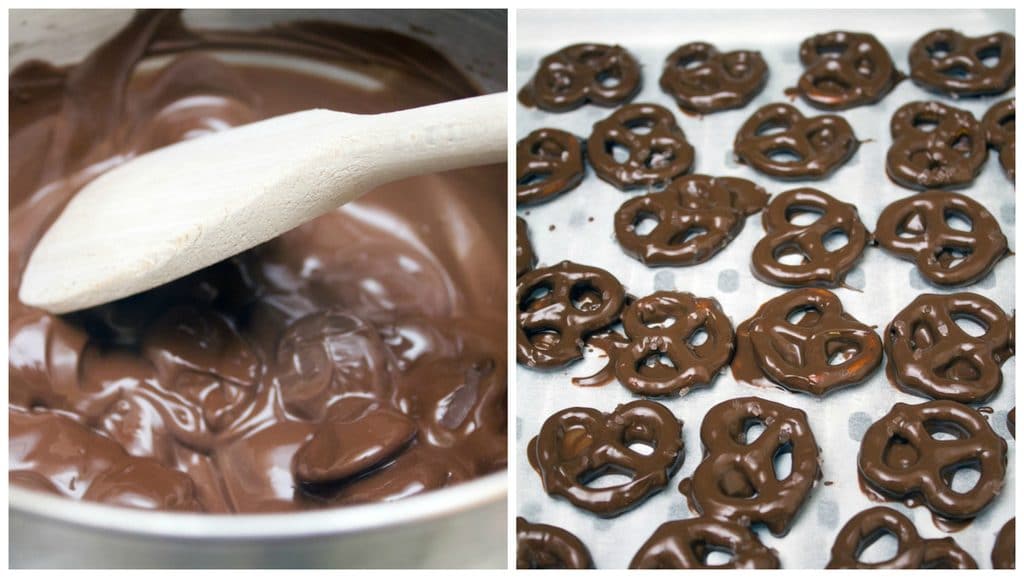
[515,9,1015,569]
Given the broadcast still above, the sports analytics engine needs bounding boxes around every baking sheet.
[515,9,1015,569]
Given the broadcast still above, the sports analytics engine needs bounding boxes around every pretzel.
[630,517,780,569]
[659,42,769,115]
[884,292,1013,403]
[679,396,820,536]
[588,103,695,190]
[734,103,859,179]
[614,175,768,266]
[516,517,594,569]
[794,31,902,110]
[518,43,641,112]
[516,261,625,369]
[982,98,1015,181]
[885,101,988,190]
[875,192,1008,287]
[610,291,735,396]
[528,400,684,517]
[733,288,882,396]
[992,518,1015,569]
[909,29,1015,97]
[858,400,1007,526]
[516,217,537,277]
[827,506,977,569]
[750,187,870,287]
[516,128,585,205]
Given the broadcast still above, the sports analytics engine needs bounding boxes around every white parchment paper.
[515,9,1015,569]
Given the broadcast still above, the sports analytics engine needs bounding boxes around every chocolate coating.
[587,103,695,190]
[516,128,585,205]
[611,291,735,397]
[883,293,1013,404]
[750,187,870,288]
[614,175,768,267]
[516,261,626,369]
[875,192,1009,287]
[679,396,821,537]
[982,98,1015,181]
[659,42,768,115]
[992,518,1015,569]
[734,103,859,180]
[909,29,1015,97]
[1009,408,1016,438]
[8,10,507,513]
[795,31,902,110]
[886,101,988,190]
[528,400,684,517]
[733,288,883,396]
[516,517,595,569]
[857,400,1007,526]
[629,517,780,569]
[517,217,538,277]
[518,43,641,112]
[827,506,977,569]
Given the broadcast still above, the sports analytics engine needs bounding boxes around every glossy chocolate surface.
[517,217,538,277]
[983,98,1015,181]
[9,10,507,513]
[516,516,595,569]
[516,128,585,205]
[992,518,1015,569]
[734,103,859,180]
[794,31,902,110]
[587,103,695,190]
[518,43,642,112]
[909,29,1015,97]
[886,101,988,190]
[827,506,977,569]
[659,42,768,115]
[629,517,780,569]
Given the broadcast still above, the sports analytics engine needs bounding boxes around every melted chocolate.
[516,517,594,569]
[659,42,768,115]
[629,517,780,569]
[516,216,538,277]
[733,288,882,396]
[587,103,695,190]
[518,43,641,112]
[516,128,585,205]
[527,400,684,517]
[733,103,859,179]
[886,101,988,190]
[614,175,768,267]
[9,10,507,513]
[992,518,1015,569]
[793,31,902,110]
[983,98,1015,181]
[875,192,1009,287]
[883,293,1013,404]
[1009,408,1016,438]
[857,400,1007,528]
[679,396,821,537]
[909,29,1015,98]
[827,506,977,569]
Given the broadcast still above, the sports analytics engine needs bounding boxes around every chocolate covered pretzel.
[858,400,1007,527]
[659,42,769,115]
[875,192,1009,287]
[734,103,859,179]
[516,517,594,569]
[528,400,684,517]
[982,98,1015,181]
[609,291,735,397]
[909,29,1015,97]
[750,188,870,287]
[516,217,537,277]
[630,517,780,569]
[516,128,585,205]
[614,175,768,267]
[517,261,625,369]
[519,43,642,112]
[992,518,1015,569]
[733,288,882,396]
[679,396,821,537]
[827,506,977,569]
[886,101,988,190]
[588,103,695,190]
[794,31,902,110]
[884,293,1013,404]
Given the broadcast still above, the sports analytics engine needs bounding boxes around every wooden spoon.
[19,92,507,314]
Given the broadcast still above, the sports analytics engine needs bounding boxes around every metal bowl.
[8,9,508,569]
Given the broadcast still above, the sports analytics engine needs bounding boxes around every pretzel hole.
[668,227,708,246]
[813,75,851,95]
[934,246,973,269]
[628,442,655,456]
[688,328,709,347]
[896,212,926,238]
[755,120,790,136]
[579,466,635,489]
[774,243,811,266]
[527,329,562,351]
[571,282,605,312]
[787,305,821,325]
[560,424,594,459]
[641,310,676,329]
[856,530,900,564]
[637,352,678,379]
[605,141,631,164]
[718,468,757,499]
[997,111,1015,132]
[952,314,987,337]
[786,205,824,226]
[532,138,569,159]
[596,69,623,89]
[944,209,973,232]
[912,117,939,133]
[882,434,919,469]
[624,117,655,135]
[823,228,850,252]
[675,53,707,71]
[744,419,767,444]
[940,64,970,79]
[521,283,552,311]
[856,57,875,78]
[939,356,982,382]
[518,171,552,187]
[926,41,952,60]
[942,460,981,494]
[773,443,793,480]
[645,147,677,169]
[908,321,935,350]
[807,127,836,148]
[697,546,735,568]
[977,45,1002,69]
[951,134,973,157]
[631,212,660,236]
[924,420,970,441]
[827,340,860,366]
[765,148,804,164]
